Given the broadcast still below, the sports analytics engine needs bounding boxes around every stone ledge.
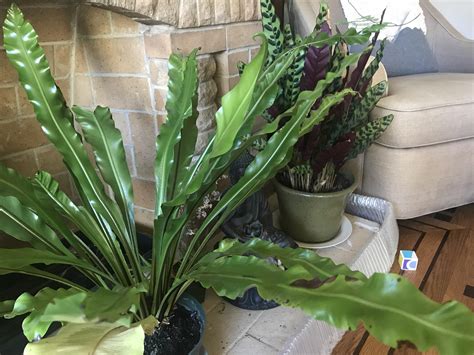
[84,0,260,28]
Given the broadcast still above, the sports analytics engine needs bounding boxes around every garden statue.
[221,150,297,310]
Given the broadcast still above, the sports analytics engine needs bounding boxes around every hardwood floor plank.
[421,229,469,304]
[450,204,474,229]
[401,229,445,287]
[441,228,474,310]
[332,324,367,355]
[334,204,474,354]
[359,336,391,355]
[392,345,438,355]
[414,216,465,231]
[397,220,441,233]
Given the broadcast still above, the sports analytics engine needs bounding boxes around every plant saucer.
[294,216,352,249]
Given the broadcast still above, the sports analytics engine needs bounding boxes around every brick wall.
[0,2,262,228]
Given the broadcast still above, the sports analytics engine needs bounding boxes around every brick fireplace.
[0,0,262,229]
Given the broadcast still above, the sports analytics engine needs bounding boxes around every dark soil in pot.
[144,304,201,355]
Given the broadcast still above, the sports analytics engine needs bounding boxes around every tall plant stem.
[155,279,192,321]
[4,268,88,292]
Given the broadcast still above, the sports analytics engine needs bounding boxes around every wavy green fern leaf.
[188,254,474,355]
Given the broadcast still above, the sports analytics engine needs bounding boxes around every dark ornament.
[220,150,297,310]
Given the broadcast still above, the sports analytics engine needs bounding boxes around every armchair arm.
[421,0,474,73]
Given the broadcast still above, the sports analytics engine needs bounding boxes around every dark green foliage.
[314,3,329,31]
[259,2,393,192]
[3,5,471,355]
[260,0,284,66]
[349,114,394,159]
[327,80,387,146]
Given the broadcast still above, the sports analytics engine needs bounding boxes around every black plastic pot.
[144,294,206,355]
[177,294,206,355]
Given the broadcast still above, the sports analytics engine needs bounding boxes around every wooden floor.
[333,204,474,355]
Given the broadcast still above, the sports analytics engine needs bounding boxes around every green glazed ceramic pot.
[274,173,357,243]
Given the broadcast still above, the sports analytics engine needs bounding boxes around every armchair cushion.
[371,73,474,148]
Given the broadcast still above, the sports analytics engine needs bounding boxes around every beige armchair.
[289,0,474,219]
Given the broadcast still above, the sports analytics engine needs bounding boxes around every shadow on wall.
[352,27,439,77]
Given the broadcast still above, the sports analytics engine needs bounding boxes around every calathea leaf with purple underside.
[299,21,332,92]
[337,9,387,119]
[310,132,356,175]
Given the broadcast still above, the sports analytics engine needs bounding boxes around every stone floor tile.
[227,335,279,355]
[204,300,263,354]
[247,306,309,351]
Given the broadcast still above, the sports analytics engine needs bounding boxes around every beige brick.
[17,85,34,116]
[22,7,74,42]
[111,111,132,145]
[226,22,262,49]
[170,27,226,55]
[215,74,240,98]
[149,59,169,87]
[197,55,216,82]
[0,50,18,84]
[250,46,260,59]
[197,80,217,108]
[134,206,154,231]
[230,0,245,22]
[36,144,65,174]
[83,37,146,74]
[0,87,18,120]
[0,116,49,156]
[57,78,71,103]
[129,113,156,179]
[92,77,151,111]
[214,0,230,23]
[179,0,198,28]
[54,44,72,78]
[144,33,172,59]
[215,49,248,76]
[73,75,94,107]
[215,75,230,98]
[75,42,89,74]
[123,144,135,176]
[111,11,140,34]
[132,178,155,210]
[198,0,215,26]
[54,172,74,198]
[154,88,167,113]
[156,114,166,129]
[244,0,261,21]
[77,5,111,36]
[228,75,240,90]
[0,151,38,177]
[42,45,55,73]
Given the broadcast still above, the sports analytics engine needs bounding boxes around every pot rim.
[273,172,357,198]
